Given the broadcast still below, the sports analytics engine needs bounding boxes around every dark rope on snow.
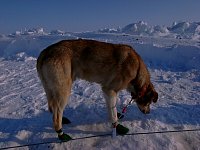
[1,128,200,150]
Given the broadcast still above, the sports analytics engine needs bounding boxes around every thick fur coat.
[37,39,158,133]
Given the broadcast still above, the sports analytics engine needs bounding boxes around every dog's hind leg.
[39,61,73,141]
[45,87,72,141]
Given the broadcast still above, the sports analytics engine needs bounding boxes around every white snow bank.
[0,34,77,58]
[133,43,200,71]
[0,32,200,71]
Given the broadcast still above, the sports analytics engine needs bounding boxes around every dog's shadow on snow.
[0,104,108,148]
[60,102,200,137]
[0,112,56,148]
[62,103,110,135]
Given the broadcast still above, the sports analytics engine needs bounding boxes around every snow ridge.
[1,21,200,40]
[98,21,200,40]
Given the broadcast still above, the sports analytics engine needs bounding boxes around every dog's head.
[129,82,158,114]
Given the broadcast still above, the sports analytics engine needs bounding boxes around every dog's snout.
[142,109,150,114]
[137,103,150,114]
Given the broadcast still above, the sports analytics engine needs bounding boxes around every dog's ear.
[152,91,158,103]
[129,82,137,99]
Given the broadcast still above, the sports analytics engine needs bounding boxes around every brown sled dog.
[37,39,158,140]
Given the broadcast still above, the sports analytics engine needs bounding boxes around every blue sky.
[0,0,200,34]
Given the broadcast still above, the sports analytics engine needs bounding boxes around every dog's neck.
[131,58,150,99]
[131,83,148,99]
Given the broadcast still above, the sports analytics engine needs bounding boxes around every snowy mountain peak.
[171,21,200,33]
[122,21,150,35]
[121,21,170,36]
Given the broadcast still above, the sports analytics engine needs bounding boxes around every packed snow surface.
[0,22,200,150]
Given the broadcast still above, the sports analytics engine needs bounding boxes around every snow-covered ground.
[0,22,200,150]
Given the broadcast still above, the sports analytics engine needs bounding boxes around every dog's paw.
[116,124,129,135]
[58,133,72,141]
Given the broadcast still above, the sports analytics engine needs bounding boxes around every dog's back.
[38,39,139,89]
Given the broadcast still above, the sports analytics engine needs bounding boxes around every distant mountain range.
[1,21,200,40]
[99,21,200,40]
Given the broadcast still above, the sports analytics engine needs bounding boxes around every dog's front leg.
[103,88,129,136]
[103,89,118,124]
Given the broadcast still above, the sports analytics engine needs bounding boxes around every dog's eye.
[147,91,155,100]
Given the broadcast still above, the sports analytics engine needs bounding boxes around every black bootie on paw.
[57,129,72,141]
[116,124,129,135]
